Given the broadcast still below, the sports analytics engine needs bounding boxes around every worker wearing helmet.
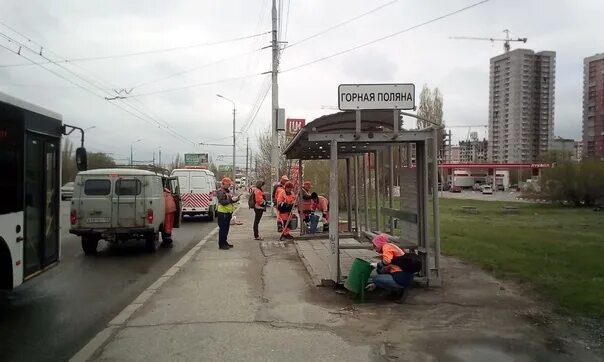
[216,177,239,250]
[273,175,289,232]
[300,181,314,224]
[277,181,296,239]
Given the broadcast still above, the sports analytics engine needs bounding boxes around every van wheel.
[145,231,160,252]
[82,236,99,255]
[208,206,215,221]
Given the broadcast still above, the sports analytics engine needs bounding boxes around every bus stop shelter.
[283,109,442,286]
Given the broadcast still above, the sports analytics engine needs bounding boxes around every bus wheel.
[82,236,99,255]
[145,231,160,252]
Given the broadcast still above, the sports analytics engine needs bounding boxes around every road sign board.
[286,118,305,136]
[338,83,415,110]
[184,153,209,166]
[218,164,233,172]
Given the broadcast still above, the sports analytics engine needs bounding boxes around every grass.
[439,198,604,319]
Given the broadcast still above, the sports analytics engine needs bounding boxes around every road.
[0,201,217,362]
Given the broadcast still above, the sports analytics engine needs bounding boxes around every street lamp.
[130,138,142,166]
[216,94,236,182]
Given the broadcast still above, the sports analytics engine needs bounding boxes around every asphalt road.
[0,201,217,362]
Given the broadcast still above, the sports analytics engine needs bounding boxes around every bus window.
[0,122,23,214]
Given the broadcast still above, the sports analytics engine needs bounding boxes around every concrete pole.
[245,137,249,188]
[232,106,236,182]
[270,0,280,216]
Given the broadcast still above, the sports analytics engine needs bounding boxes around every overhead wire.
[0,27,271,68]
[284,0,399,50]
[281,0,491,74]
[0,30,196,144]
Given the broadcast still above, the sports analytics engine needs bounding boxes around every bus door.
[24,133,59,278]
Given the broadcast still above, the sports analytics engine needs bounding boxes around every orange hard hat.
[303,181,312,188]
[280,175,289,184]
[222,177,232,185]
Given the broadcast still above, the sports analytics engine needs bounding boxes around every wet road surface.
[0,201,217,362]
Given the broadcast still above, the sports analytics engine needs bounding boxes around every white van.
[69,168,181,254]
[171,168,217,220]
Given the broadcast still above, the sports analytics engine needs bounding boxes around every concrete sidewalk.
[74,205,602,361]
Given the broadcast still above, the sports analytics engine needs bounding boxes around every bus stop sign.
[338,83,415,110]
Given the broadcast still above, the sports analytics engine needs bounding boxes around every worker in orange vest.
[162,187,177,248]
[277,181,296,239]
[273,175,289,232]
[310,192,329,232]
[300,181,314,224]
[366,233,414,303]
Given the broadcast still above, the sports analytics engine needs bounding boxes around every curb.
[293,240,325,287]
[70,226,219,362]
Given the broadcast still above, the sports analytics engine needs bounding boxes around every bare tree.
[255,127,289,185]
[61,138,76,182]
[416,84,444,128]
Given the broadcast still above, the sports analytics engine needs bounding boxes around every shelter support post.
[375,151,381,232]
[329,140,340,283]
[388,146,395,233]
[354,155,361,238]
[346,158,352,232]
[364,153,370,230]
[432,128,442,285]
[298,159,304,235]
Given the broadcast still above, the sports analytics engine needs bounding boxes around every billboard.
[184,153,209,166]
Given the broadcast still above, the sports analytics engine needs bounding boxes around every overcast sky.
[1,0,602,166]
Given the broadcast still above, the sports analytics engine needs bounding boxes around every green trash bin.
[344,258,373,302]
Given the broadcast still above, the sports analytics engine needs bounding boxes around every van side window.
[115,179,142,196]
[84,180,111,196]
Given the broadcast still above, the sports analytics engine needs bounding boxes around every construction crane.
[449,29,527,52]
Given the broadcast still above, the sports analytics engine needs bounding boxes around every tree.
[539,159,604,206]
[255,127,289,184]
[169,154,183,172]
[62,138,76,182]
[416,85,444,129]
[87,153,116,169]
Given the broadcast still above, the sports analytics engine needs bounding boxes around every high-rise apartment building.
[583,53,604,159]
[488,49,556,163]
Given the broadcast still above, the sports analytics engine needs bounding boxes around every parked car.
[69,168,181,254]
[450,185,462,193]
[472,183,483,191]
[496,184,505,191]
[482,185,493,194]
[61,181,75,200]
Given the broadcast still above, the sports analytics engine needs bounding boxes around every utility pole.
[245,137,249,188]
[159,148,162,168]
[270,0,280,215]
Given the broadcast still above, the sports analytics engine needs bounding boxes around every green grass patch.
[439,198,604,318]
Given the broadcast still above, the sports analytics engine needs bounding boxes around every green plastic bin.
[344,258,373,301]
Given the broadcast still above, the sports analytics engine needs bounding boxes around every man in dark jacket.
[216,177,239,250]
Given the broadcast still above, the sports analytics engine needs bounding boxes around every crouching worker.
[310,192,329,232]
[162,187,177,248]
[366,233,419,303]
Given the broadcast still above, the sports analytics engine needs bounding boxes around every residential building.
[488,49,556,163]
[551,136,578,160]
[459,132,488,163]
[583,53,604,159]
[450,146,461,163]
[575,141,583,161]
